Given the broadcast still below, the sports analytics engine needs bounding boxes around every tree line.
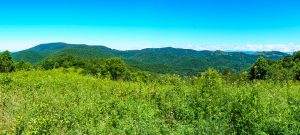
[1,50,300,82]
[0,51,31,72]
[249,52,300,81]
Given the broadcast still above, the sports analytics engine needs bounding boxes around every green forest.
[1,48,300,134]
[12,43,288,76]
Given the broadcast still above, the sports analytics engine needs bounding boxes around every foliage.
[0,51,15,73]
[248,51,300,81]
[0,69,300,134]
[249,57,270,80]
[294,51,300,61]
[14,60,32,71]
[102,58,128,80]
[198,68,222,90]
[39,53,86,70]
[38,54,166,82]
[3,43,300,134]
[12,43,288,76]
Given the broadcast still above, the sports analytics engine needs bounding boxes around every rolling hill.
[12,43,289,75]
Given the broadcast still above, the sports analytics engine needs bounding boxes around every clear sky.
[1,0,300,52]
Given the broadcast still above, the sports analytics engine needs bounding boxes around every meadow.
[1,68,300,134]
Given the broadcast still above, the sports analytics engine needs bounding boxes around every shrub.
[249,57,269,80]
[102,58,127,80]
[15,60,32,71]
[198,68,222,90]
[0,51,15,73]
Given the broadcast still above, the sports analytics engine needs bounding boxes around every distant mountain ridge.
[12,43,289,75]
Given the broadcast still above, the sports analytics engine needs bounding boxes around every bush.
[0,51,15,73]
[198,68,222,90]
[15,60,32,71]
[102,58,128,80]
[0,76,13,85]
[249,57,269,80]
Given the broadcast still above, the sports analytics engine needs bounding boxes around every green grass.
[1,69,300,134]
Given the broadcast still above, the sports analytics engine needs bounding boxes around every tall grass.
[0,69,300,134]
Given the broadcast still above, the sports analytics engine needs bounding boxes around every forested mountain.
[12,43,288,75]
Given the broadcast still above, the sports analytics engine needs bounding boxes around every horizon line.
[1,42,297,54]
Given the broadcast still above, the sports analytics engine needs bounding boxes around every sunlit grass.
[0,69,300,134]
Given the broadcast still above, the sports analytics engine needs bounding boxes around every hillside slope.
[12,43,288,75]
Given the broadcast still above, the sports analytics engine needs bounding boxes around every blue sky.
[1,0,300,52]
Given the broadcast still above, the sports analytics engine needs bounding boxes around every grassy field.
[1,69,300,134]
